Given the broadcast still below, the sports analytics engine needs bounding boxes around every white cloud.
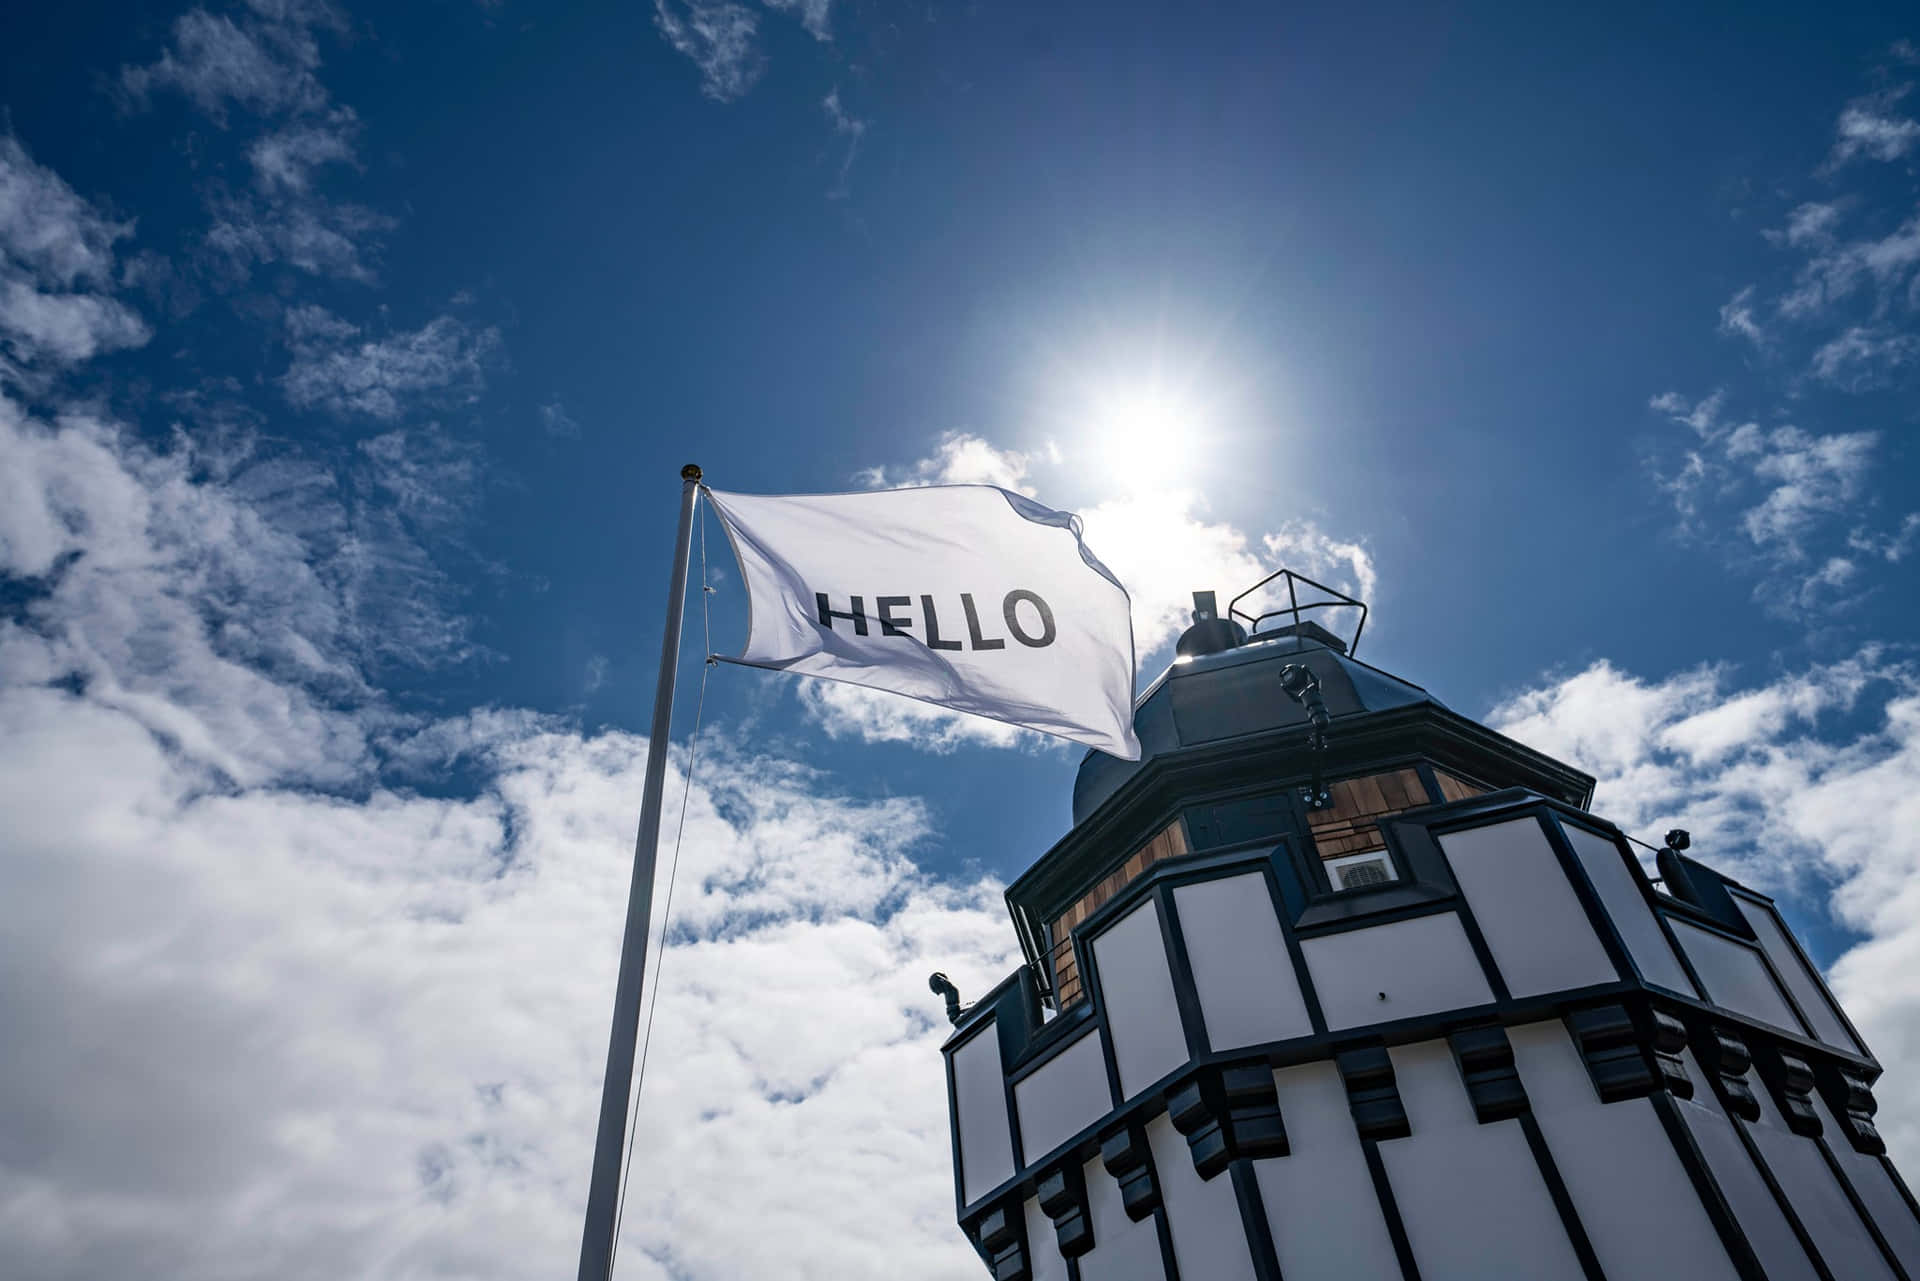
[0,281,151,365]
[1829,85,1920,167]
[1262,521,1378,611]
[653,0,766,102]
[856,429,1048,494]
[539,399,582,437]
[205,184,393,285]
[798,678,1040,753]
[822,87,867,200]
[1718,285,1765,345]
[0,369,493,786]
[119,4,341,124]
[1811,325,1920,390]
[1649,388,1724,436]
[1490,654,1920,1164]
[248,109,359,194]
[1778,210,1920,320]
[652,0,840,103]
[1769,201,1845,251]
[121,5,386,288]
[282,308,501,420]
[1851,513,1920,564]
[0,688,1012,1281]
[0,392,371,786]
[763,0,832,40]
[1644,68,1920,612]
[0,362,1013,1279]
[0,136,150,373]
[1730,424,1878,558]
[0,139,134,286]
[1648,391,1902,613]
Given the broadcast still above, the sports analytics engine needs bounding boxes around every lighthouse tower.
[935,573,1920,1281]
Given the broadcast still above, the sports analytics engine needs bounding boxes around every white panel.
[1146,1113,1257,1281]
[1673,1048,1821,1281]
[1078,1157,1167,1281]
[1562,825,1696,994]
[1807,1090,1920,1275]
[1671,919,1809,1035]
[1507,1020,1739,1281]
[1439,818,1617,997]
[1253,1061,1402,1280]
[1378,1039,1586,1281]
[1092,903,1190,1098]
[1737,898,1862,1053]
[1744,1061,1898,1281]
[953,1023,1015,1205]
[1173,873,1313,1050]
[1025,1196,1070,1281]
[1300,911,1494,1031]
[1015,1032,1112,1164]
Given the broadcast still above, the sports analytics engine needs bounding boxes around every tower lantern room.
[936,571,1918,1281]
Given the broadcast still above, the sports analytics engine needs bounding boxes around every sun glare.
[1094,386,1201,493]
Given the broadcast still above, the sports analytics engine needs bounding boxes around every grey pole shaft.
[576,464,704,1281]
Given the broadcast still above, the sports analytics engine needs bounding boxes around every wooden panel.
[1434,767,1488,803]
[1350,774,1389,816]
[1308,768,1432,867]
[1377,768,1422,810]
[1049,819,1191,1007]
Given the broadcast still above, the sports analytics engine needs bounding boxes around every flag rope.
[606,494,716,1278]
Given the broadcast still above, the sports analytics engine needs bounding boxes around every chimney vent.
[1175,590,1248,660]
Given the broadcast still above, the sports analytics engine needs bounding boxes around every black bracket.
[1279,663,1332,809]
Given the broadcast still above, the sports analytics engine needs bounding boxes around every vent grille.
[1336,859,1393,889]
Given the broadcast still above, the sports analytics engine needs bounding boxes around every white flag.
[706,485,1141,760]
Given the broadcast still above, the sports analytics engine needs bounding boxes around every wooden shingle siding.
[1307,768,1432,864]
[1433,767,1488,804]
[1049,819,1190,1008]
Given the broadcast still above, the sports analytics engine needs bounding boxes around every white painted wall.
[1300,911,1494,1031]
[1015,1031,1112,1165]
[1736,898,1862,1053]
[1146,1113,1257,1281]
[1253,1060,1402,1280]
[1561,825,1696,995]
[953,1023,1016,1206]
[1672,1048,1821,1281]
[1091,903,1191,1099]
[1507,1020,1739,1281]
[1173,872,1313,1050]
[1377,1039,1586,1281]
[1743,1062,1898,1281]
[1439,819,1617,997]
[1806,1090,1920,1276]
[1077,1157,1167,1281]
[1026,1195,1070,1281]
[1671,919,1808,1036]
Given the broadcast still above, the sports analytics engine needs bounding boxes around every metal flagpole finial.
[681,463,702,482]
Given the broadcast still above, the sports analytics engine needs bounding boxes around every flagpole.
[577,462,703,1281]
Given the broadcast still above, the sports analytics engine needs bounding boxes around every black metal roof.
[1072,626,1444,824]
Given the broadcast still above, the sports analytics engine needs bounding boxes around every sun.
[1092,384,1202,493]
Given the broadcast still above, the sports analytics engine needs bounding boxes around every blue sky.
[4,3,1920,1277]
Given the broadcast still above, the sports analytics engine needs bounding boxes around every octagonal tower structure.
[938,579,1918,1281]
